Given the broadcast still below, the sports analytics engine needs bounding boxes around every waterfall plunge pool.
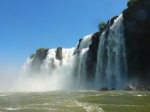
[0,91,149,112]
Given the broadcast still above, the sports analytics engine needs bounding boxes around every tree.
[98,22,107,32]
[127,0,141,7]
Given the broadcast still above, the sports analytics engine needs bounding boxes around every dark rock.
[124,85,133,91]
[77,38,83,49]
[31,48,49,72]
[105,16,118,38]
[89,32,100,62]
[111,88,116,90]
[56,47,63,61]
[74,39,83,55]
[107,16,118,28]
[124,84,136,91]
[74,50,81,55]
[86,32,100,80]
[35,48,49,60]
[123,0,150,82]
[30,54,35,59]
[136,84,150,91]
[110,16,118,26]
[98,87,109,91]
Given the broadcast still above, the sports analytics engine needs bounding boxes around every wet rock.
[123,0,150,82]
[110,16,118,26]
[124,86,133,91]
[136,84,150,91]
[35,48,49,60]
[56,47,62,61]
[74,39,83,55]
[89,32,100,62]
[30,54,35,59]
[31,48,49,72]
[111,88,116,90]
[98,87,109,91]
[124,84,136,91]
[77,38,83,50]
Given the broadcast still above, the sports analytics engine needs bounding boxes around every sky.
[0,0,128,71]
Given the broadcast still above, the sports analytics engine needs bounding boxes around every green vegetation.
[127,0,142,7]
[36,48,49,60]
[123,0,143,18]
[98,22,107,32]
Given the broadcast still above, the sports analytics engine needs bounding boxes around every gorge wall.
[123,0,150,84]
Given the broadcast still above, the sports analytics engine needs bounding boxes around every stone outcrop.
[136,83,150,91]
[123,0,150,83]
[98,87,109,91]
[56,47,63,61]
[30,54,35,59]
[110,16,118,26]
[89,32,100,62]
[31,48,49,72]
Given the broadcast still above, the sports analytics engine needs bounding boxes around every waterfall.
[20,15,127,91]
[21,57,34,75]
[78,34,93,50]
[74,34,93,54]
[72,34,93,89]
[95,15,127,89]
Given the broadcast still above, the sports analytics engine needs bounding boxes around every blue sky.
[0,0,127,70]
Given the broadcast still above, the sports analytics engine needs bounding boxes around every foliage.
[36,48,48,60]
[127,0,142,7]
[123,0,142,19]
[98,22,107,32]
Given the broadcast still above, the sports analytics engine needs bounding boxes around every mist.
[0,61,77,92]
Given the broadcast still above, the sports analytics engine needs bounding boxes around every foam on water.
[5,108,20,111]
[74,100,104,112]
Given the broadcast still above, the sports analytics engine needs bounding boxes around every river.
[0,91,149,112]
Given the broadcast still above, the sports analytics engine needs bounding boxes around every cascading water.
[20,14,127,91]
[21,57,34,75]
[72,34,93,89]
[78,34,93,50]
[95,15,127,89]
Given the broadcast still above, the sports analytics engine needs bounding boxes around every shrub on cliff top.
[127,0,142,7]
[123,0,145,19]
[98,22,107,32]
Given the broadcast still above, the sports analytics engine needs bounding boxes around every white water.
[78,34,93,50]
[17,48,75,91]
[95,15,127,89]
[73,34,93,89]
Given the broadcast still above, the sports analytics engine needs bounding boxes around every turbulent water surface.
[0,91,150,112]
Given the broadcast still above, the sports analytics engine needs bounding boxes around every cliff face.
[123,0,150,83]
[31,48,49,72]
